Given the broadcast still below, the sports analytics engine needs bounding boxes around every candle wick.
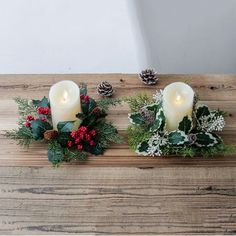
[62,91,68,103]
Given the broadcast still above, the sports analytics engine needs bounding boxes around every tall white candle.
[163,82,194,131]
[49,80,81,130]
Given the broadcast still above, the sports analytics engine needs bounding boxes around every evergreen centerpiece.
[5,83,123,166]
[125,84,234,157]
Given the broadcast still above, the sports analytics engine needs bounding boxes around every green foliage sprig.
[4,84,123,166]
[126,91,235,157]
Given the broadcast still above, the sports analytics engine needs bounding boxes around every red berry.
[70,131,77,139]
[25,121,31,128]
[41,117,47,122]
[84,95,90,102]
[90,130,97,136]
[79,133,85,139]
[77,144,83,150]
[89,140,95,146]
[80,94,90,102]
[67,141,73,148]
[37,107,50,115]
[79,126,87,133]
[75,138,81,144]
[26,115,34,121]
[85,134,91,141]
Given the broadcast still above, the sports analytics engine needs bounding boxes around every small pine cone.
[97,81,113,97]
[140,107,155,125]
[139,69,158,85]
[44,130,58,141]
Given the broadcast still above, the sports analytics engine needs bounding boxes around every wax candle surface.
[49,80,81,130]
[163,82,194,131]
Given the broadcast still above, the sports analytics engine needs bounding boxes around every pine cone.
[97,81,113,97]
[139,69,158,85]
[44,130,58,141]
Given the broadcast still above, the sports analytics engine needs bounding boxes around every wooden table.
[0,74,235,234]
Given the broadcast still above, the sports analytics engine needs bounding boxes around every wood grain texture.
[0,74,236,235]
[0,167,236,235]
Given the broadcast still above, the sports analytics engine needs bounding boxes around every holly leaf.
[145,103,159,113]
[128,112,145,125]
[178,116,193,134]
[136,140,149,156]
[76,112,86,120]
[81,98,97,114]
[88,98,97,113]
[48,141,64,165]
[196,105,210,119]
[168,131,188,145]
[31,120,52,140]
[57,121,74,133]
[32,97,49,108]
[150,110,165,132]
[195,132,219,147]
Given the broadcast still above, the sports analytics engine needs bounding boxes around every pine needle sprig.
[4,126,34,147]
[95,122,123,148]
[97,98,122,112]
[124,92,153,113]
[14,97,37,125]
[64,148,88,161]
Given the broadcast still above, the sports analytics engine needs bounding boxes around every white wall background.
[0,0,235,74]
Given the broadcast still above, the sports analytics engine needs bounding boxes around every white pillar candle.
[49,80,81,130]
[163,82,194,131]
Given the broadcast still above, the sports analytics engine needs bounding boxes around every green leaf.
[32,97,49,108]
[76,112,87,120]
[48,141,64,165]
[90,145,104,155]
[31,120,52,140]
[136,140,149,155]
[168,131,188,145]
[57,121,74,133]
[128,112,145,125]
[196,105,210,119]
[57,133,71,147]
[150,110,165,132]
[81,98,97,114]
[195,132,219,147]
[145,103,159,113]
[178,116,193,134]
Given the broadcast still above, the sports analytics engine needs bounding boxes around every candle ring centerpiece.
[126,82,234,157]
[5,81,123,166]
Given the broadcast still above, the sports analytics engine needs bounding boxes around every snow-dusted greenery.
[126,91,234,157]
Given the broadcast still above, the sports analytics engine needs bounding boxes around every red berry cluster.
[25,115,35,127]
[25,115,48,128]
[37,107,51,115]
[80,94,90,102]
[68,126,97,151]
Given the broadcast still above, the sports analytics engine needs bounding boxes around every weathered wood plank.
[0,74,235,101]
[0,167,235,234]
